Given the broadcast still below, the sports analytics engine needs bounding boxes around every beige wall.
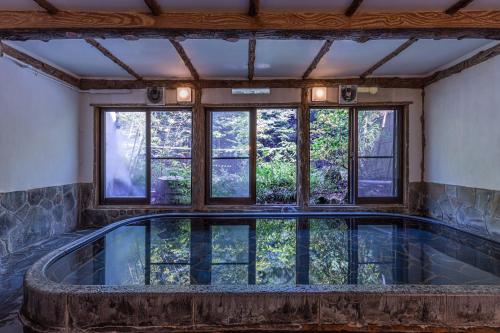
[78,87,423,184]
[0,57,80,192]
[424,56,500,191]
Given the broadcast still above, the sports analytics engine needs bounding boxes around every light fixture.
[358,86,379,95]
[311,87,327,102]
[177,87,192,103]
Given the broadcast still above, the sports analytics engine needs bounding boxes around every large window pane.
[151,159,191,205]
[211,112,250,158]
[310,109,349,204]
[357,109,399,199]
[358,110,394,157]
[257,109,297,204]
[358,158,395,197]
[151,111,192,205]
[104,112,146,198]
[211,159,250,197]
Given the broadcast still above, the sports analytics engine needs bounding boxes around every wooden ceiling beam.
[445,0,476,15]
[302,39,333,79]
[85,38,142,80]
[248,37,256,81]
[144,0,162,16]
[360,38,418,78]
[249,0,260,17]
[79,77,426,90]
[169,39,200,80]
[0,11,499,40]
[0,41,79,87]
[424,42,500,86]
[345,0,364,17]
[32,0,58,15]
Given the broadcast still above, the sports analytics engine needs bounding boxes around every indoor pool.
[46,215,500,286]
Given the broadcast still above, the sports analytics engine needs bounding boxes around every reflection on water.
[46,217,500,286]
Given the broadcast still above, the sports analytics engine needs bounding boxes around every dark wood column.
[297,88,310,209]
[192,88,205,210]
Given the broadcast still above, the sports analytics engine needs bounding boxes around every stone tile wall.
[409,181,500,241]
[0,184,79,258]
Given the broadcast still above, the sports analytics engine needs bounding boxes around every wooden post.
[297,88,310,209]
[192,88,205,210]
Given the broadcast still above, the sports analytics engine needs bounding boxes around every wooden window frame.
[205,107,257,205]
[99,107,193,206]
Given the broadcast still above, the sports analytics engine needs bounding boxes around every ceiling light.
[177,87,192,103]
[311,87,327,102]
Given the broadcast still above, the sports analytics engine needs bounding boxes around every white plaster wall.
[0,57,80,192]
[78,87,422,183]
[424,56,500,191]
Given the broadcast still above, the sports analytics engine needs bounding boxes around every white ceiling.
[373,39,492,76]
[182,40,249,79]
[311,40,407,78]
[7,38,496,80]
[255,40,325,78]
[97,39,191,78]
[1,0,499,11]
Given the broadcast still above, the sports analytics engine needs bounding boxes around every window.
[206,108,298,205]
[310,106,403,205]
[101,108,192,205]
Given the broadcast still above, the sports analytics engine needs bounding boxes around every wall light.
[177,87,192,103]
[311,87,327,102]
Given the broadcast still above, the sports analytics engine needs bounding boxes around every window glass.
[310,108,349,204]
[104,111,146,198]
[256,109,297,204]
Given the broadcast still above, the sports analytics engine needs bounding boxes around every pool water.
[46,216,500,286]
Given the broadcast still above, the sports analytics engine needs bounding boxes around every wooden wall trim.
[192,88,205,210]
[0,11,499,40]
[0,41,80,87]
[297,88,310,209]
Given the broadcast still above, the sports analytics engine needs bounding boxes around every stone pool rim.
[21,212,500,332]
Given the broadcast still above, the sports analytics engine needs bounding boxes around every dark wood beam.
[424,42,500,86]
[0,41,79,87]
[144,0,162,16]
[248,37,256,81]
[445,0,475,15]
[0,11,499,41]
[302,39,333,79]
[345,0,364,17]
[79,77,426,90]
[249,0,260,17]
[169,39,200,80]
[360,38,418,78]
[297,87,310,209]
[85,38,142,80]
[32,0,58,15]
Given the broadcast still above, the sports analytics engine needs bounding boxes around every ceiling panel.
[0,0,40,10]
[182,40,248,79]
[156,0,248,12]
[97,39,191,78]
[467,0,500,10]
[311,40,408,78]
[49,0,147,11]
[255,40,325,78]
[373,39,493,76]
[261,0,351,12]
[8,40,132,78]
